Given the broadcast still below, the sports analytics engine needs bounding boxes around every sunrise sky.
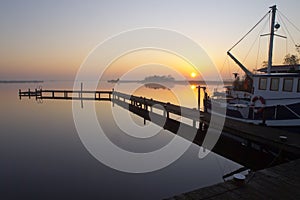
[1,0,300,80]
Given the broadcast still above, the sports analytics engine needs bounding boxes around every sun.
[190,72,197,78]
[190,85,196,90]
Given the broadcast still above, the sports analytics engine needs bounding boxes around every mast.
[267,5,277,74]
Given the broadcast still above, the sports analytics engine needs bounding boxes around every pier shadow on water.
[112,96,299,171]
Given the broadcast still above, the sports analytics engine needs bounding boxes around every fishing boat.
[207,5,300,127]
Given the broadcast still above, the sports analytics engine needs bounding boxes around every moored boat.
[207,5,300,128]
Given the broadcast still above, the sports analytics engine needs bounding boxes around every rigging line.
[278,10,300,33]
[243,16,270,64]
[219,56,229,75]
[226,57,232,79]
[217,57,229,87]
[283,105,300,119]
[278,13,297,46]
[276,15,289,55]
[286,37,288,56]
[228,10,271,52]
[255,36,261,70]
[242,33,259,62]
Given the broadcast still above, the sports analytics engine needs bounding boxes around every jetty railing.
[19,88,203,128]
[112,91,203,128]
[19,88,112,101]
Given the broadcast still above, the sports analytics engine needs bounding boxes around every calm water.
[0,81,240,200]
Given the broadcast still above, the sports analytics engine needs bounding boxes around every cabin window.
[259,78,267,90]
[270,78,279,91]
[297,79,300,92]
[283,78,293,92]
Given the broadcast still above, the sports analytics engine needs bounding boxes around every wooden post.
[40,88,42,99]
[19,89,21,100]
[200,122,204,131]
[80,82,83,108]
[28,88,31,99]
[143,97,147,110]
[80,82,83,98]
[163,104,169,118]
[193,119,196,128]
[166,103,170,118]
[112,89,115,107]
[197,85,201,110]
[52,91,55,98]
[35,89,38,100]
[203,87,208,113]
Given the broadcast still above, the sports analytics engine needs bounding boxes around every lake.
[0,81,240,200]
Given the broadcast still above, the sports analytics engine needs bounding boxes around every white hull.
[208,109,300,127]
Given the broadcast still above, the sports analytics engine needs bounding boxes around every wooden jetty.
[19,88,300,169]
[111,91,300,157]
[111,95,287,170]
[19,88,112,101]
[19,87,300,199]
[165,158,300,200]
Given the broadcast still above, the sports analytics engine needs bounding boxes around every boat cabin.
[252,73,300,105]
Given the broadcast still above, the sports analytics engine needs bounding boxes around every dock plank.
[165,159,300,200]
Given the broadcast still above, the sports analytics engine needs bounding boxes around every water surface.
[0,81,240,200]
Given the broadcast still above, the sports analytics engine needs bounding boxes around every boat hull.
[207,100,300,127]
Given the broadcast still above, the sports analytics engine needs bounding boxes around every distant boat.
[107,78,119,83]
[207,5,300,127]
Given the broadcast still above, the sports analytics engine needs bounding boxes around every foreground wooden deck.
[165,159,300,200]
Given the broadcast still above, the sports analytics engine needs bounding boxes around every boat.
[206,5,300,127]
[107,78,119,83]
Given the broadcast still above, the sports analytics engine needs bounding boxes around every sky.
[0,0,300,80]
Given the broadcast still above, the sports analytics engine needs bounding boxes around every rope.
[283,105,300,118]
[255,37,261,71]
[277,13,297,47]
[278,10,300,33]
[243,17,270,65]
[228,10,271,52]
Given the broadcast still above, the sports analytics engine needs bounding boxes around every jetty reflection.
[19,86,300,171]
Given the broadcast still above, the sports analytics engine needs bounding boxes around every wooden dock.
[111,91,300,156]
[19,88,300,199]
[165,158,300,200]
[19,88,112,101]
[19,88,300,169]
[112,96,288,170]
